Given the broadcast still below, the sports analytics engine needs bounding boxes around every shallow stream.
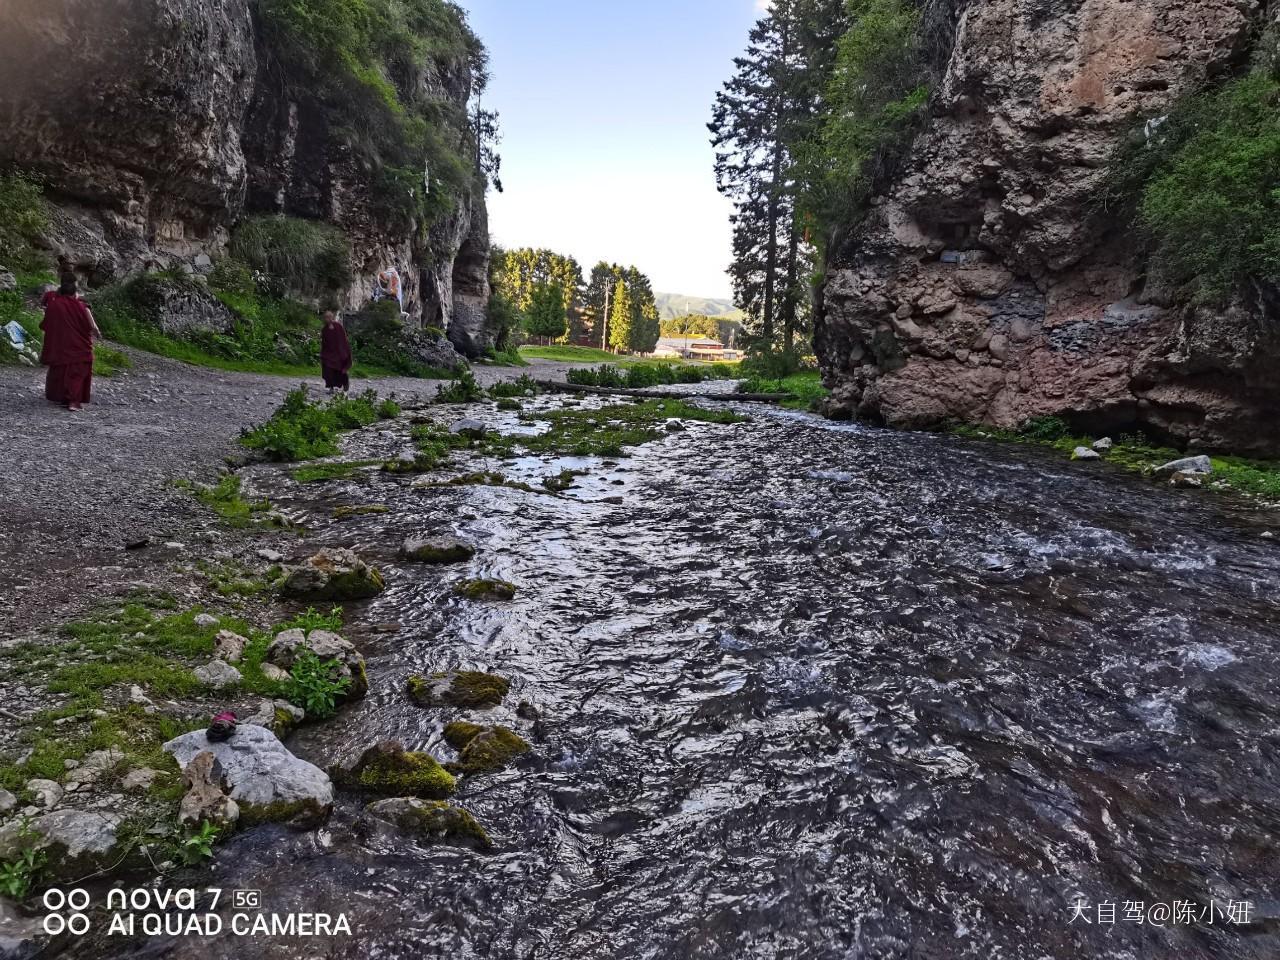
[83,395,1280,959]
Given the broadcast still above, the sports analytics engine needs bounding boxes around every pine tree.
[525,281,568,344]
[607,280,632,354]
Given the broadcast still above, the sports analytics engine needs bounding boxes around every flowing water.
[84,395,1280,959]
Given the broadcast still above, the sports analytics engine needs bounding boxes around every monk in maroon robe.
[320,310,352,392]
[40,273,98,410]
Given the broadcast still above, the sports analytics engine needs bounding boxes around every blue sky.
[460,0,768,300]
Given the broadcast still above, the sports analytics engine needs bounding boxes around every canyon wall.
[816,0,1279,454]
[0,0,493,355]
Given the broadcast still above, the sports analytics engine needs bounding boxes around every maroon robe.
[320,320,352,390]
[40,292,95,405]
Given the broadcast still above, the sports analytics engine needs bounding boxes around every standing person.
[319,310,352,393]
[40,272,99,411]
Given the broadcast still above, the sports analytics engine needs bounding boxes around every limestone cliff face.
[0,0,493,354]
[816,0,1279,454]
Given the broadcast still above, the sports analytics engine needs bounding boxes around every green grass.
[738,370,829,409]
[484,344,529,366]
[240,386,396,461]
[92,344,132,377]
[179,474,282,528]
[292,459,384,483]
[565,362,739,389]
[513,400,747,458]
[519,345,644,364]
[949,419,1280,501]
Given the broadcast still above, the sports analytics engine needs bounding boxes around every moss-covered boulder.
[400,535,476,564]
[333,742,455,799]
[406,670,510,710]
[453,578,516,601]
[363,797,492,851]
[443,722,530,776]
[0,809,129,883]
[282,548,385,601]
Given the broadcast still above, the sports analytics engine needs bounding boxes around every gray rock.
[244,698,305,736]
[0,788,15,814]
[449,418,487,439]
[194,659,242,689]
[194,613,219,629]
[260,662,290,683]
[0,809,126,882]
[0,269,15,292]
[1154,455,1213,476]
[214,629,249,663]
[1092,437,1113,451]
[122,768,157,793]
[26,779,63,809]
[64,748,126,790]
[281,548,385,601]
[1072,447,1101,461]
[257,548,285,563]
[164,724,333,828]
[987,333,1011,361]
[1170,471,1205,489]
[266,629,367,701]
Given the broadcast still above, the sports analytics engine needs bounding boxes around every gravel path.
[0,347,571,637]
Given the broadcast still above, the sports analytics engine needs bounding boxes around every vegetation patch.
[333,503,391,519]
[487,374,540,399]
[948,419,1280,501]
[565,362,738,389]
[241,387,396,462]
[435,370,484,403]
[180,475,284,529]
[737,370,828,410]
[418,472,537,494]
[229,217,350,294]
[292,459,384,484]
[509,400,746,458]
[284,649,352,720]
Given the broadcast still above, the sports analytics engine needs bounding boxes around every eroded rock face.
[816,0,1280,454]
[0,0,493,344]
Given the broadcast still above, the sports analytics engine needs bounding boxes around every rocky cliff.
[816,0,1279,454]
[0,0,493,355]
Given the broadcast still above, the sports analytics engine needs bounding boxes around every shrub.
[0,173,48,270]
[1139,73,1280,303]
[231,216,351,293]
[284,649,352,720]
[240,386,387,461]
[435,369,482,403]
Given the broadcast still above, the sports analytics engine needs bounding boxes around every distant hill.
[655,292,746,323]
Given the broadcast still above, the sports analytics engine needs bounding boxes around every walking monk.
[40,272,99,411]
[319,310,352,392]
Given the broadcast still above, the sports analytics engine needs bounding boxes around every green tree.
[525,281,568,344]
[607,280,632,353]
[661,314,721,339]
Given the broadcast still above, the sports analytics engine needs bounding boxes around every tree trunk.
[761,20,791,351]
[782,214,800,354]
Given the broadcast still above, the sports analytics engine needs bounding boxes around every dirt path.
[0,347,572,638]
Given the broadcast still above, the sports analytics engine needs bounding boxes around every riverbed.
[77,394,1280,959]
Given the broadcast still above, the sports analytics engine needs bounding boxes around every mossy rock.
[453,578,516,601]
[364,797,492,851]
[334,504,390,519]
[443,722,530,776]
[333,742,455,799]
[406,670,510,709]
[496,398,522,412]
[400,535,476,564]
[281,548,385,601]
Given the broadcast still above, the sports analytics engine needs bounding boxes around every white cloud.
[754,0,772,11]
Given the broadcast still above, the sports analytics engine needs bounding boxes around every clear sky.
[459,0,768,300]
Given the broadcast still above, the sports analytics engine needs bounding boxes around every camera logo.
[43,888,91,935]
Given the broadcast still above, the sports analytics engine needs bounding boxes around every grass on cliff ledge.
[949,417,1280,500]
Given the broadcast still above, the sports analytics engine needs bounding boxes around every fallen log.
[533,379,790,404]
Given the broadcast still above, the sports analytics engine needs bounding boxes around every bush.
[435,369,482,403]
[285,649,352,720]
[240,386,387,461]
[0,172,48,270]
[564,363,738,390]
[230,216,351,293]
[1139,73,1280,303]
